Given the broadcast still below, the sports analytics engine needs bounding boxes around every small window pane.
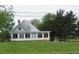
[44,33,48,38]
[25,33,30,38]
[38,33,42,38]
[19,34,24,38]
[13,34,17,39]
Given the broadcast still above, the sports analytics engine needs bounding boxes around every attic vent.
[18,27,21,30]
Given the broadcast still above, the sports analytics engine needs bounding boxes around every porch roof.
[10,31,51,33]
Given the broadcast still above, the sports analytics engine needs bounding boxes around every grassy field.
[0,41,79,54]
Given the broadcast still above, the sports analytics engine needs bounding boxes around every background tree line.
[31,9,78,41]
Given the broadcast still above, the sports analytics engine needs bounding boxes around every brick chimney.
[18,20,20,24]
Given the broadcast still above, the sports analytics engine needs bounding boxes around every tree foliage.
[52,10,77,41]
[38,13,55,31]
[0,5,14,31]
[0,5,14,41]
[38,9,77,41]
[31,19,40,28]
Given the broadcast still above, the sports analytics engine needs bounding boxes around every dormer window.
[19,27,21,30]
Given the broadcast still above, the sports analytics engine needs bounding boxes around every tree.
[77,21,79,30]
[38,9,77,41]
[31,19,40,28]
[52,10,77,41]
[38,13,55,31]
[0,5,14,41]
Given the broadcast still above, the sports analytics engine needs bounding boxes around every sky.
[13,5,79,24]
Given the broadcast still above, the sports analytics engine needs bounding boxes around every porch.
[10,31,50,41]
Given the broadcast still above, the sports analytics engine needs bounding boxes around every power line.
[15,15,44,17]
[15,12,49,14]
[14,12,47,17]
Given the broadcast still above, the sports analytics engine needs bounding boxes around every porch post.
[30,33,32,38]
[36,33,38,38]
[11,34,13,39]
[24,33,25,39]
[42,32,44,38]
[18,33,19,39]
[48,32,50,39]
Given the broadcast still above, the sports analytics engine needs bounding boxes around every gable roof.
[11,20,39,33]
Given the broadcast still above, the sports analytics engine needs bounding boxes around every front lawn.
[0,41,79,54]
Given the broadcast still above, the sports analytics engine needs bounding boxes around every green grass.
[0,41,79,54]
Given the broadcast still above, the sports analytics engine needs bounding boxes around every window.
[32,33,36,38]
[19,34,24,38]
[44,33,48,38]
[13,34,17,39]
[18,27,21,30]
[25,33,30,38]
[38,33,42,38]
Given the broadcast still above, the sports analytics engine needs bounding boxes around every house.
[10,20,51,41]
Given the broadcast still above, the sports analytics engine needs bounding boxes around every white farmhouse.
[10,20,51,41]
